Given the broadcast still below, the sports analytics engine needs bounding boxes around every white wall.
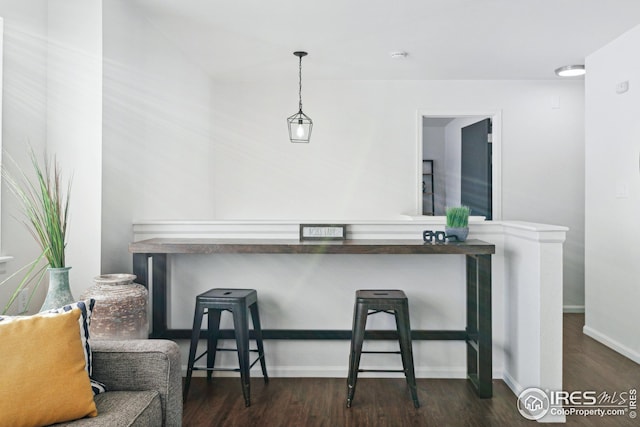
[208,79,585,307]
[1,4,587,312]
[101,0,213,274]
[584,24,640,362]
[210,80,585,224]
[0,0,49,313]
[0,0,103,310]
[46,0,103,297]
[0,17,3,249]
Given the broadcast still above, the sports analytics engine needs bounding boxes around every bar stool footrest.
[193,366,241,372]
[192,354,265,371]
[361,350,401,354]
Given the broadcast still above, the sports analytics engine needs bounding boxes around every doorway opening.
[416,111,502,220]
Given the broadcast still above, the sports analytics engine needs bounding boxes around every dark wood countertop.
[129,238,495,255]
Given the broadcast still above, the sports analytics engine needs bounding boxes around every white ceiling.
[131,0,640,81]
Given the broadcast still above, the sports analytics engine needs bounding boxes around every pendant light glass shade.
[287,51,312,143]
[287,110,313,143]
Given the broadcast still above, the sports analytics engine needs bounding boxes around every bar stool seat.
[183,288,268,407]
[346,289,420,408]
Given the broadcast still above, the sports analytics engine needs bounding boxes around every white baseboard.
[502,371,523,396]
[563,305,585,313]
[583,326,640,364]
[539,412,567,423]
[503,371,566,423]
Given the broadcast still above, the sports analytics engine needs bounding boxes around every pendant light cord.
[298,55,303,112]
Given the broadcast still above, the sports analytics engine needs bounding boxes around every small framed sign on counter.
[299,224,347,241]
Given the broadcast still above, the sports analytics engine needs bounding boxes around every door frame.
[416,110,503,220]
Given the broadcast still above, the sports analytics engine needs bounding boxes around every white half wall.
[501,222,566,423]
[584,24,640,363]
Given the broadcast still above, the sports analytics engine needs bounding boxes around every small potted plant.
[445,206,470,242]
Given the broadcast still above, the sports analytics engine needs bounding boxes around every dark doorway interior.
[461,118,492,220]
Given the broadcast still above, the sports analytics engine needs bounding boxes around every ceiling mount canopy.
[287,51,313,143]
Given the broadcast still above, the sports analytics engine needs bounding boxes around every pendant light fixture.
[287,51,312,143]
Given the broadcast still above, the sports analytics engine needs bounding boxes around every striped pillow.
[90,378,107,395]
[40,300,95,376]
[0,299,106,395]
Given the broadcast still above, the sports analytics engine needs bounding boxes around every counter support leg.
[132,253,168,338]
[466,254,492,398]
[477,254,492,397]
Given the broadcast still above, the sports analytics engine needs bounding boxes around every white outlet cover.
[616,81,629,94]
[615,181,629,198]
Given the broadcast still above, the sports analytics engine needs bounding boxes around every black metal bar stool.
[183,288,268,406]
[346,289,420,408]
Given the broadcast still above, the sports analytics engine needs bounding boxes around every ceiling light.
[555,65,585,77]
[287,51,312,143]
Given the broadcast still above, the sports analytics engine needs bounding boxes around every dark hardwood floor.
[182,314,640,426]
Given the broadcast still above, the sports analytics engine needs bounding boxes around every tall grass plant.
[1,150,71,314]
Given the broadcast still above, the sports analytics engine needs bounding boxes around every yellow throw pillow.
[0,308,98,427]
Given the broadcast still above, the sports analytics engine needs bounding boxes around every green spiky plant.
[1,150,71,314]
[446,206,470,228]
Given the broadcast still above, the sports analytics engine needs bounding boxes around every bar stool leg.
[346,301,368,408]
[249,302,269,383]
[206,308,222,382]
[232,307,252,407]
[396,305,420,408]
[394,310,408,376]
[184,303,205,402]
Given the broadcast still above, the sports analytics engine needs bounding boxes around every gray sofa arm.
[91,339,183,427]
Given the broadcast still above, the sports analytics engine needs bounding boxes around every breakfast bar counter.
[129,237,495,255]
[130,237,495,397]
